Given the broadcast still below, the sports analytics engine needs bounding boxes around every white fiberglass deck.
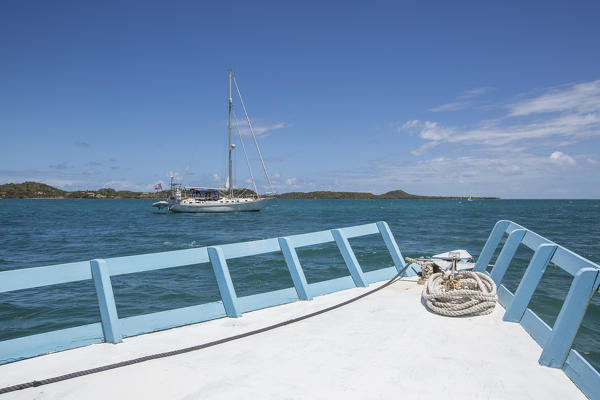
[0,277,585,400]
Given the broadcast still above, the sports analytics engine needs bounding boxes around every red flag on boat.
[154,183,162,190]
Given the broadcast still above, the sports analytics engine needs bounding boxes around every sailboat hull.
[169,198,270,213]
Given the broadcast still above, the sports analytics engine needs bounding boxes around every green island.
[0,182,499,200]
[0,182,169,199]
[273,190,498,199]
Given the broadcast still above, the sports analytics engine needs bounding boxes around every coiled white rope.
[422,271,497,317]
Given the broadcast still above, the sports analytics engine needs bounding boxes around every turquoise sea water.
[0,198,598,370]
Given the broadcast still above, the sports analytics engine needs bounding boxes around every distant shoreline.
[1,181,500,200]
[272,194,499,200]
[7,197,502,200]
[271,189,499,200]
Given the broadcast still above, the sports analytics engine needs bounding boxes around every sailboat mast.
[228,69,233,198]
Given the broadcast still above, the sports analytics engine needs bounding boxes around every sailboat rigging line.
[232,110,259,197]
[227,70,234,198]
[232,76,275,194]
[0,266,408,395]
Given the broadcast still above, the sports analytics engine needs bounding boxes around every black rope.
[0,266,408,395]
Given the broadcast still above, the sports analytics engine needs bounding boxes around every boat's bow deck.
[0,277,585,399]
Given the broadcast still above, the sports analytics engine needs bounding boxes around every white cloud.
[0,169,86,191]
[549,151,576,166]
[265,173,317,193]
[410,141,439,156]
[508,80,600,116]
[408,113,599,154]
[419,121,455,141]
[103,180,146,190]
[400,120,420,130]
[1,168,175,192]
[429,87,493,112]
[494,164,523,176]
[42,178,84,188]
[254,122,285,136]
[429,102,467,112]
[402,80,600,156]
[49,161,73,170]
[231,120,286,138]
[315,150,595,197]
[459,87,492,99]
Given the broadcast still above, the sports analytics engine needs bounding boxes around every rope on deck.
[0,264,409,395]
[405,257,440,283]
[422,271,497,317]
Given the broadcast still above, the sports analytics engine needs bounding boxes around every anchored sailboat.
[153,70,273,213]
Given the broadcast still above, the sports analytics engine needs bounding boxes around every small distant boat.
[153,70,273,213]
[152,200,169,210]
[467,195,473,201]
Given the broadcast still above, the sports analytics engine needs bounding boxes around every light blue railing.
[0,221,417,365]
[1,219,598,398]
[475,220,600,399]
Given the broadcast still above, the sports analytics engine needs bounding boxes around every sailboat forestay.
[153,70,273,213]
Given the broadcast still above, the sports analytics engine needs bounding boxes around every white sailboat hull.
[169,198,269,213]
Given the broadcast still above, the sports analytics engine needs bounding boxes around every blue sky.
[1,1,599,198]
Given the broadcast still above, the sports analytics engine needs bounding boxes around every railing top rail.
[489,220,599,276]
[0,261,91,293]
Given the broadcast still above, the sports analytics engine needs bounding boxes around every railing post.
[90,259,122,343]
[208,246,242,318]
[331,229,367,287]
[539,268,600,368]
[489,229,527,285]
[376,221,407,274]
[504,244,557,322]
[278,237,312,300]
[474,220,511,272]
